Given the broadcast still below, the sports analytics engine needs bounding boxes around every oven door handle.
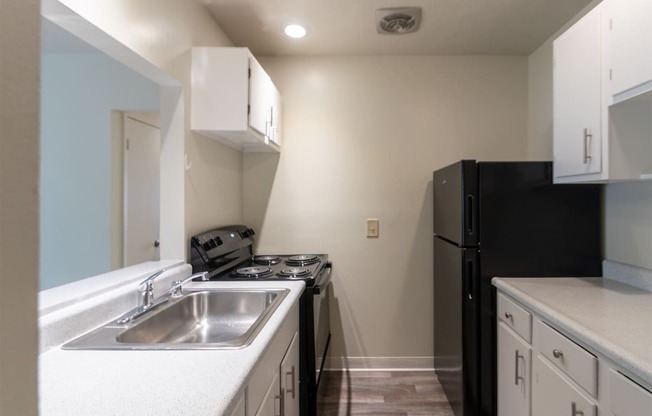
[312,262,332,295]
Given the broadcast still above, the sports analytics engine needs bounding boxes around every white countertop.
[492,277,652,388]
[39,279,305,416]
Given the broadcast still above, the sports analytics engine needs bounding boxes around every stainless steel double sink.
[64,288,289,350]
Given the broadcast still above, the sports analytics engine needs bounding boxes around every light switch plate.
[366,219,379,238]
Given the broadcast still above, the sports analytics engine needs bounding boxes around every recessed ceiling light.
[284,24,307,39]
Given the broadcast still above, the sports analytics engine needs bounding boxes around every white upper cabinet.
[191,47,282,152]
[604,0,652,102]
[553,4,604,182]
[553,2,652,183]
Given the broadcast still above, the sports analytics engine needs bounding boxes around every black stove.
[189,225,329,286]
[229,254,327,281]
[189,225,332,416]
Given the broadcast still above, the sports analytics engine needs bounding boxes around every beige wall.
[56,0,244,245]
[0,0,40,413]
[604,182,652,269]
[527,43,554,160]
[527,1,652,271]
[246,56,528,362]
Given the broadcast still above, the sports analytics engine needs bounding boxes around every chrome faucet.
[169,271,209,298]
[117,270,209,324]
[137,268,169,309]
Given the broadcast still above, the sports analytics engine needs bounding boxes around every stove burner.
[277,267,311,278]
[286,255,320,266]
[252,255,282,265]
[232,266,273,278]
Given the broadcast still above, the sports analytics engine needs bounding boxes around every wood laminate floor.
[317,370,456,416]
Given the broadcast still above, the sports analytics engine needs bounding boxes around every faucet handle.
[171,280,184,298]
[138,280,155,308]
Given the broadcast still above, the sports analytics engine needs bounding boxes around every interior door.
[124,115,160,266]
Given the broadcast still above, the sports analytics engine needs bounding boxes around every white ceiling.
[200,0,595,56]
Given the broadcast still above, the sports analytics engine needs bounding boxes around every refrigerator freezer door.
[434,236,479,416]
[433,160,478,246]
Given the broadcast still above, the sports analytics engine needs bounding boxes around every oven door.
[312,262,332,390]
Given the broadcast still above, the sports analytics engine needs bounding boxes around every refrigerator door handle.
[466,194,475,236]
[466,259,474,300]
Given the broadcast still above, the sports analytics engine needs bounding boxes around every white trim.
[324,356,434,371]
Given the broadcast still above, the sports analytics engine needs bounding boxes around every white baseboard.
[324,356,434,371]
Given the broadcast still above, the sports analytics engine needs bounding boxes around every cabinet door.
[255,372,281,416]
[280,332,300,416]
[497,322,532,416]
[269,85,282,146]
[604,0,652,98]
[553,4,603,179]
[230,393,246,416]
[249,57,273,137]
[532,356,597,416]
[609,369,652,416]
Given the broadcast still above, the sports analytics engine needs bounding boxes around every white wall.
[40,53,159,289]
[247,56,529,364]
[603,182,652,270]
[0,0,40,413]
[527,1,652,271]
[54,0,243,250]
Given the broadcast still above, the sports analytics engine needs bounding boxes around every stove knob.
[241,228,255,238]
[213,237,223,246]
[202,242,212,251]
[208,239,217,249]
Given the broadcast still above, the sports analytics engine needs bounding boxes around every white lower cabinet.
[496,289,652,416]
[532,355,597,416]
[254,331,300,416]
[609,369,652,416]
[280,332,300,416]
[497,322,532,416]
[247,302,300,416]
[255,372,281,416]
[230,394,246,416]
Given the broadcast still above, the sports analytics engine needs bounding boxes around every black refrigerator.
[432,160,601,416]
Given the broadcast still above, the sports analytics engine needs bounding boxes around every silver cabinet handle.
[286,365,296,399]
[571,401,584,415]
[553,348,564,359]
[504,312,513,319]
[514,350,524,385]
[583,128,593,164]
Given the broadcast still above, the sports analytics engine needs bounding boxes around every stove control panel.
[190,225,255,277]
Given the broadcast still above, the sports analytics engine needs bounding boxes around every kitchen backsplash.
[603,260,652,292]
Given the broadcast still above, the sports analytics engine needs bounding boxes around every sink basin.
[63,289,289,350]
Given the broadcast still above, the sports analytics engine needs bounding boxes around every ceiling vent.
[376,7,422,35]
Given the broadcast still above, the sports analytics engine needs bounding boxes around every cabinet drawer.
[609,369,652,415]
[497,293,532,343]
[532,355,596,416]
[535,320,597,397]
